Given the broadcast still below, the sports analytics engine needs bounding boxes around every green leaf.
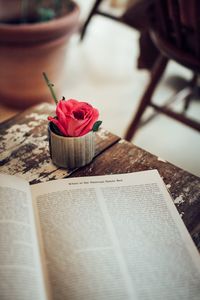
[37,8,55,22]
[92,121,102,132]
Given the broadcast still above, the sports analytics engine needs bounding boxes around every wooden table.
[0,103,200,252]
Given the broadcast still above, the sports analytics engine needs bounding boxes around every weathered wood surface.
[0,103,120,184]
[69,139,200,251]
[0,103,200,251]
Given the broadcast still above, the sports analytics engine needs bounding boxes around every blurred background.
[0,0,200,176]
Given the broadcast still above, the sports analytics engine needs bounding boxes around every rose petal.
[72,107,99,136]
[79,109,99,136]
[50,99,100,137]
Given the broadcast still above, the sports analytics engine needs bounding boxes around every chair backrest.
[148,0,200,72]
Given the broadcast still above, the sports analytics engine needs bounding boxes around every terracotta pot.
[48,123,95,169]
[0,2,80,108]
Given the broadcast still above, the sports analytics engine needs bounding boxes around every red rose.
[48,99,99,137]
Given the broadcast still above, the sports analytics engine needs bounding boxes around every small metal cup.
[48,123,95,169]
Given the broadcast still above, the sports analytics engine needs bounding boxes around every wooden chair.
[124,0,200,141]
[80,0,159,70]
[80,0,119,41]
[80,0,151,41]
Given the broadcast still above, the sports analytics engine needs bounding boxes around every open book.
[0,170,200,300]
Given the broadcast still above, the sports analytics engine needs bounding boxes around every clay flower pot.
[0,1,80,108]
[48,123,95,169]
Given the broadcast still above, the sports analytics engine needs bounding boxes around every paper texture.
[0,174,47,300]
[31,170,200,300]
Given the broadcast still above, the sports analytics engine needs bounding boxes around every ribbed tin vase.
[48,123,95,169]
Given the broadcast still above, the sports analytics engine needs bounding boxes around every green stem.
[42,72,58,105]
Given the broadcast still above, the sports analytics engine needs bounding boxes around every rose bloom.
[48,99,99,137]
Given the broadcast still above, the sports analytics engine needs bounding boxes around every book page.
[31,170,200,300]
[0,174,47,300]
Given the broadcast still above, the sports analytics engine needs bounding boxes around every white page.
[0,174,47,300]
[31,170,200,300]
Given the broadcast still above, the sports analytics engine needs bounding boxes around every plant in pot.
[0,0,80,108]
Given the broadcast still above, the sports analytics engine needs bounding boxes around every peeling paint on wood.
[157,157,167,163]
[0,103,120,184]
[174,194,185,205]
